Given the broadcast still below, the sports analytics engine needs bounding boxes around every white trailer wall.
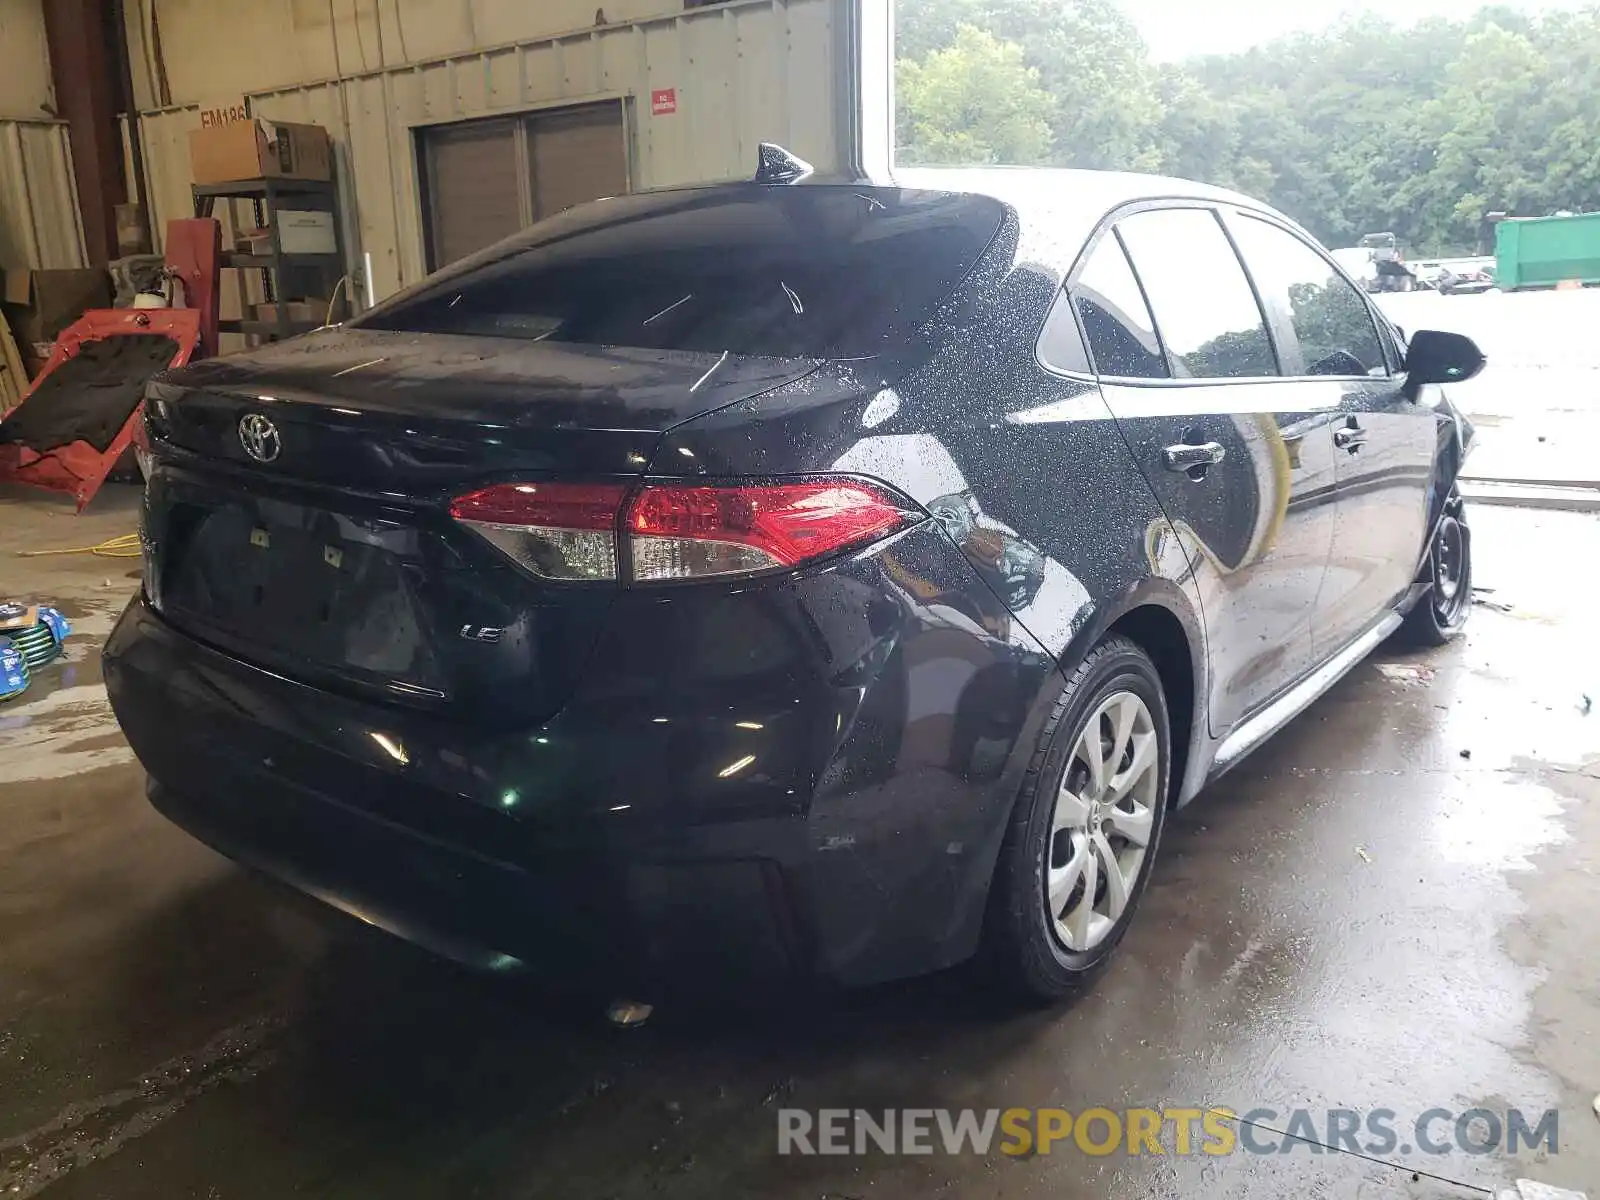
[0,0,52,120]
[129,0,843,302]
[0,0,84,269]
[123,0,733,109]
[0,120,87,269]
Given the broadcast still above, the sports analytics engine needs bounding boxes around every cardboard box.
[276,210,337,255]
[188,119,332,185]
[254,295,346,326]
[2,267,112,343]
[197,98,250,129]
[254,300,321,326]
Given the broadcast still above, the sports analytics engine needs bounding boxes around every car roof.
[898,165,1264,216]
[894,165,1260,212]
[890,166,1281,275]
[624,163,1291,284]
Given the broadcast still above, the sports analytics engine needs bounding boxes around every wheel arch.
[1106,604,1197,809]
[1055,580,1208,810]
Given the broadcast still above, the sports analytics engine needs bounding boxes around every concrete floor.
[2,482,1597,1200]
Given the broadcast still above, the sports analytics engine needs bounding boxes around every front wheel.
[982,635,1170,1002]
[1400,501,1471,646]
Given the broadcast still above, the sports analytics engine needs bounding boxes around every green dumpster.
[1496,212,1600,290]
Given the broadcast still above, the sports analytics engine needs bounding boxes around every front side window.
[1231,216,1387,377]
[1115,208,1279,380]
[1068,232,1168,379]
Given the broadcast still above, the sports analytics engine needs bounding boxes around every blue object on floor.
[37,606,70,655]
[8,619,62,669]
[0,602,70,681]
[0,638,27,701]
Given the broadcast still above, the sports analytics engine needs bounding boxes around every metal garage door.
[422,118,523,270]
[421,102,629,270]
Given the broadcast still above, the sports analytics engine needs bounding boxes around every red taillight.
[450,482,627,580]
[449,482,627,530]
[449,478,915,583]
[625,480,913,581]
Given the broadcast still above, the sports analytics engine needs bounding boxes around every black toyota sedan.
[104,158,1482,1001]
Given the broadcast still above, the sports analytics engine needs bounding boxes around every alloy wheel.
[1432,516,1468,625]
[1045,690,1160,952]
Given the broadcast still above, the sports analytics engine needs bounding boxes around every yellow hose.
[17,533,142,558]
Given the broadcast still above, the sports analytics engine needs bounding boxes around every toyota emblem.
[238,413,281,463]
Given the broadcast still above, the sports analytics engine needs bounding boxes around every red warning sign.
[651,88,677,116]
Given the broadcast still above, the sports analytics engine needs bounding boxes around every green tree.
[1148,68,1239,187]
[897,0,1162,169]
[894,2,1600,257]
[1171,9,1600,252]
[896,25,1054,165]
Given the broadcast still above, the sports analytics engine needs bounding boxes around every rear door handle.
[1162,441,1227,474]
[1333,425,1368,451]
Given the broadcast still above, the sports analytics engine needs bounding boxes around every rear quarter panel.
[658,215,1211,804]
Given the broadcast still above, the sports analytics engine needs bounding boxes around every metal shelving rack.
[193,177,347,342]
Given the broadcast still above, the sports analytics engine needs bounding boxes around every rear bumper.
[109,598,810,993]
[104,524,1057,990]
[142,773,791,991]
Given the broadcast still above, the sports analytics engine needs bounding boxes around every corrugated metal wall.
[123,0,714,110]
[130,0,837,302]
[0,0,53,119]
[124,105,205,253]
[0,120,87,269]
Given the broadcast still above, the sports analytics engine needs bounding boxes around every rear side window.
[357,187,1004,359]
[1230,216,1387,377]
[1116,208,1279,380]
[1069,234,1168,379]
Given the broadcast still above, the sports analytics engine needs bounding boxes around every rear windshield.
[356,185,1004,358]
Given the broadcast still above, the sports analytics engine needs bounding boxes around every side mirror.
[1405,329,1485,388]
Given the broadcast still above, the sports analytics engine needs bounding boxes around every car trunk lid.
[149,328,818,490]
[143,329,821,726]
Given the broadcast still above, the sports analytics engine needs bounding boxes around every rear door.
[1080,206,1341,733]
[1223,212,1433,661]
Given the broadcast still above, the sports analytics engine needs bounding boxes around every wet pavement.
[3,482,1598,1199]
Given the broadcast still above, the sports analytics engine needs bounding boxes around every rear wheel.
[983,635,1170,1002]
[1400,499,1471,646]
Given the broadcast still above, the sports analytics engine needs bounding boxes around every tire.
[982,635,1171,1002]
[1399,499,1471,646]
